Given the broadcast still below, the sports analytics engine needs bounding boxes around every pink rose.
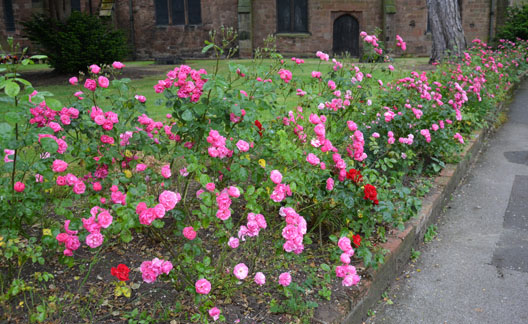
[159,190,181,210]
[342,274,361,286]
[183,226,197,240]
[161,260,173,274]
[306,153,320,166]
[86,232,104,248]
[227,186,240,198]
[136,202,147,215]
[100,135,114,144]
[206,183,215,192]
[89,64,101,74]
[52,159,68,173]
[153,204,166,218]
[233,263,249,280]
[69,77,78,85]
[98,76,109,88]
[278,272,292,286]
[326,177,334,191]
[92,182,102,191]
[97,211,113,228]
[270,170,282,184]
[236,140,250,152]
[14,181,25,192]
[84,79,97,91]
[161,164,171,178]
[73,181,86,194]
[338,237,353,253]
[136,163,147,172]
[228,237,239,248]
[209,307,221,322]
[195,278,211,294]
[135,95,146,103]
[254,272,266,286]
[112,61,125,69]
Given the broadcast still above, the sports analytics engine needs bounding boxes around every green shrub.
[496,5,528,42]
[22,12,128,73]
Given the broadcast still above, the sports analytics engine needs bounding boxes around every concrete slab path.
[365,81,528,324]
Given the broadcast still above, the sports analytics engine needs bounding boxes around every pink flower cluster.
[110,185,127,205]
[269,170,292,203]
[278,69,292,83]
[56,220,81,256]
[83,206,113,248]
[140,258,173,283]
[291,57,305,65]
[279,207,307,254]
[316,51,330,61]
[360,31,383,55]
[38,134,68,154]
[420,129,432,143]
[396,34,407,51]
[137,190,181,225]
[207,130,233,159]
[238,212,267,241]
[154,65,207,102]
[398,134,414,145]
[55,172,86,195]
[336,237,361,287]
[347,130,367,162]
[216,188,234,221]
[90,106,119,131]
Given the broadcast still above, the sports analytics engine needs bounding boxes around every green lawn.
[20,57,429,120]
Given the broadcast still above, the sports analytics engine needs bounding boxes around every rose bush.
[1,33,528,320]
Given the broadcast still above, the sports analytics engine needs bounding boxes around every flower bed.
[1,35,527,323]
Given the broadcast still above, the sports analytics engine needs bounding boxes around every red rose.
[346,168,363,184]
[111,264,130,281]
[363,184,379,205]
[255,120,263,137]
[353,234,361,247]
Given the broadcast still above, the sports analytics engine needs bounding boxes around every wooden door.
[333,15,359,57]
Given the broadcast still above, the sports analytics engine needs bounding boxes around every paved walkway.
[366,81,528,324]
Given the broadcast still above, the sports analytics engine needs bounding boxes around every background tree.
[427,0,467,63]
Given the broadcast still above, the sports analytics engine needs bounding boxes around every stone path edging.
[337,72,528,324]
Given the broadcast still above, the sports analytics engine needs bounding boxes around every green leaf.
[181,110,194,121]
[0,122,13,141]
[343,196,355,209]
[5,112,22,123]
[45,98,62,111]
[40,137,58,153]
[30,55,48,60]
[320,263,331,272]
[203,256,211,267]
[202,44,214,54]
[4,81,20,97]
[121,229,132,243]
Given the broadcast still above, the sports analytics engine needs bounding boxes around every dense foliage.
[1,33,527,322]
[22,12,128,74]
[495,5,528,43]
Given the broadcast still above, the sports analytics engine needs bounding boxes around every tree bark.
[427,0,466,63]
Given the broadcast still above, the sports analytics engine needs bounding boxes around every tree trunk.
[427,0,466,63]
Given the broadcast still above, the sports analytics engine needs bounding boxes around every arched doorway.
[333,15,359,57]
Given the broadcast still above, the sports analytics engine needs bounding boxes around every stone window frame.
[276,0,309,35]
[154,0,202,27]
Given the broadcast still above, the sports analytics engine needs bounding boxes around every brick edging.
[338,72,528,324]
